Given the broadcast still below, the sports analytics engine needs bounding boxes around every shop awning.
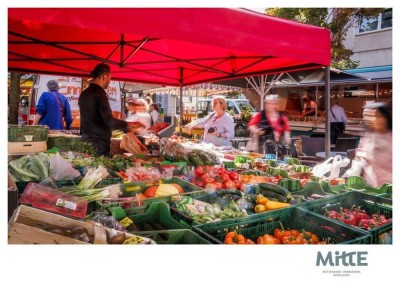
[9,8,330,86]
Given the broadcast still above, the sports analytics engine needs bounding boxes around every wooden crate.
[8,141,47,154]
[8,205,151,245]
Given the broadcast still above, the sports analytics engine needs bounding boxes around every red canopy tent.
[8,8,333,156]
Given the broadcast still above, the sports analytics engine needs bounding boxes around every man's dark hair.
[151,103,159,112]
[90,63,110,78]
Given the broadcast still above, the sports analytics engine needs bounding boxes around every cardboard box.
[8,205,154,245]
[8,141,47,154]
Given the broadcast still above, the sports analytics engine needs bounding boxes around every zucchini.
[259,183,292,200]
[261,190,289,203]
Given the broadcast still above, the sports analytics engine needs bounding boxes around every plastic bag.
[329,155,350,179]
[342,159,365,178]
[50,152,81,181]
[90,213,126,231]
[245,133,259,152]
[312,157,334,178]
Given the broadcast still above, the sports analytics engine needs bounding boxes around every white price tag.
[56,198,77,210]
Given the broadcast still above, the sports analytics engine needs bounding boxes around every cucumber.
[259,183,292,199]
[261,190,289,203]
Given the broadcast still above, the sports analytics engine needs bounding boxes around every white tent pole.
[325,66,331,159]
[179,67,184,135]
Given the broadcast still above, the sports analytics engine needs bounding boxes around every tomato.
[221,173,230,183]
[330,179,339,185]
[224,180,235,189]
[194,166,204,177]
[203,165,212,173]
[217,168,226,175]
[194,179,204,188]
[233,180,241,190]
[204,177,215,184]
[200,173,210,182]
[214,182,224,190]
[229,171,239,181]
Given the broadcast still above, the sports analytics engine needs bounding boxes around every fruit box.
[8,205,154,245]
[193,207,371,245]
[19,182,88,219]
[298,191,392,244]
[95,177,206,212]
[134,229,211,244]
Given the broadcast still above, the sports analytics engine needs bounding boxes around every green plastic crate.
[279,178,302,192]
[291,181,330,198]
[47,136,81,151]
[109,202,187,231]
[135,229,211,244]
[298,191,392,244]
[270,168,289,178]
[284,157,301,165]
[193,207,371,244]
[95,177,206,212]
[170,189,255,228]
[345,176,390,195]
[14,168,122,195]
[8,125,48,142]
[320,181,348,195]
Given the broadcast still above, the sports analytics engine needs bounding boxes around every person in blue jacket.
[33,80,73,130]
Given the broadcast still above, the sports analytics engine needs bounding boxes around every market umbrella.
[8,8,332,156]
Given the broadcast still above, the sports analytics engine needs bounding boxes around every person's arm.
[98,93,128,131]
[185,113,211,129]
[310,101,317,110]
[63,99,73,130]
[247,112,260,133]
[33,93,47,125]
[341,107,348,124]
[33,114,42,125]
[281,115,291,144]
[220,115,235,140]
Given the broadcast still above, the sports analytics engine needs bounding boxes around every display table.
[315,151,348,160]
[175,127,204,139]
[230,137,251,149]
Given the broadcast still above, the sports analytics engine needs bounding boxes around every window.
[227,101,238,114]
[236,101,255,112]
[358,8,392,33]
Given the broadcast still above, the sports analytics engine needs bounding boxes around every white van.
[196,98,256,118]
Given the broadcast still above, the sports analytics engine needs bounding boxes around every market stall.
[7,123,392,245]
[10,9,393,246]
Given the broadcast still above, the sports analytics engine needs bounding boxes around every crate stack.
[8,125,48,154]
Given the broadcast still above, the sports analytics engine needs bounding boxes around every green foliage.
[240,110,252,122]
[70,142,96,156]
[265,8,385,69]
[226,90,241,99]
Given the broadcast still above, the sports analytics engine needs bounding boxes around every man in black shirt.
[79,63,137,156]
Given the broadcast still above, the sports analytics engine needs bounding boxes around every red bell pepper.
[337,212,357,226]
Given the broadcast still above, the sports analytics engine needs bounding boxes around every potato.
[71,226,88,235]
[108,232,126,244]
